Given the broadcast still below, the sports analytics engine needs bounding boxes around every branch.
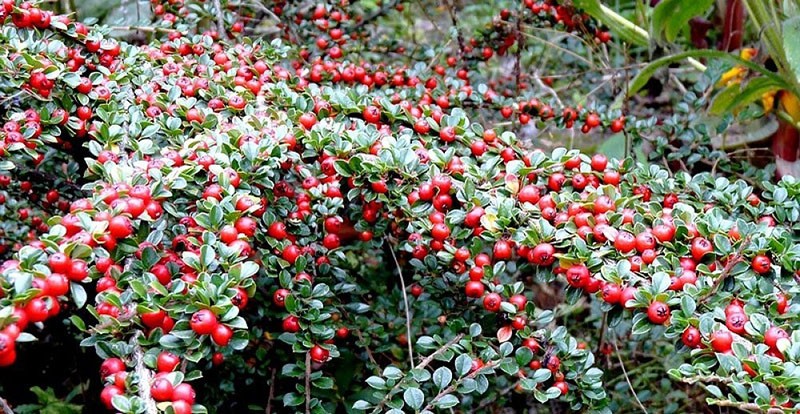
[708,399,784,413]
[370,333,465,414]
[680,374,733,385]
[514,8,524,93]
[265,368,276,414]
[305,351,311,414]
[355,328,379,368]
[212,0,229,40]
[349,0,402,32]
[132,332,157,414]
[443,0,465,59]
[0,396,13,414]
[422,358,502,412]
[699,237,750,304]
[468,379,519,413]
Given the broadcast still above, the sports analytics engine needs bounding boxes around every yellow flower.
[717,48,759,87]
[762,90,776,113]
[779,91,800,122]
[718,66,747,87]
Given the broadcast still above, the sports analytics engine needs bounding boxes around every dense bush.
[0,0,799,413]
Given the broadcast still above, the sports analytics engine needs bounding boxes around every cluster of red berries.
[99,354,196,413]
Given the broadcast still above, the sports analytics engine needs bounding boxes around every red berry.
[483,293,502,312]
[310,345,330,363]
[752,255,771,274]
[691,238,713,261]
[150,377,174,401]
[647,301,670,324]
[190,309,217,335]
[710,330,733,352]
[682,327,702,348]
[465,281,485,298]
[212,324,233,346]
[156,352,180,372]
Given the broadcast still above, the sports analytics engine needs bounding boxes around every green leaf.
[383,366,403,380]
[352,400,371,410]
[70,283,87,309]
[628,50,790,97]
[710,77,784,115]
[651,0,714,43]
[403,388,424,410]
[433,394,459,409]
[432,367,452,389]
[365,376,386,390]
[573,0,648,46]
[469,323,482,337]
[70,315,86,331]
[783,16,800,85]
[455,354,472,376]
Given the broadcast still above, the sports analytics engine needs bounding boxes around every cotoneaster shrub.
[0,1,799,413]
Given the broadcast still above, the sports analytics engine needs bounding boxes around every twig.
[386,237,415,368]
[265,368,276,414]
[0,396,13,414]
[109,25,174,33]
[370,334,465,414]
[469,380,519,413]
[212,0,228,40]
[443,0,465,59]
[514,6,524,93]
[132,332,157,414]
[422,358,502,412]
[416,334,463,370]
[708,399,783,413]
[355,328,379,367]
[350,0,402,31]
[680,374,733,385]
[699,237,750,303]
[305,351,311,414]
[425,39,453,72]
[612,338,647,414]
[596,312,608,356]
[532,71,563,107]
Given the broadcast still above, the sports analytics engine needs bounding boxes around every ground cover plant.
[0,0,799,413]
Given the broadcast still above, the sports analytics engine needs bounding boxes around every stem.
[443,0,465,59]
[265,368,276,414]
[0,396,12,414]
[386,237,415,368]
[305,351,311,414]
[680,374,732,385]
[699,237,750,304]
[212,0,229,40]
[350,0,402,32]
[370,334,465,414]
[707,399,783,413]
[422,358,502,412]
[132,332,157,414]
[612,338,647,414]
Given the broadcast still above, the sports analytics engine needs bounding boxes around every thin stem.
[355,328,379,367]
[305,351,311,414]
[386,237,415,368]
[370,333,465,414]
[265,368,276,414]
[0,396,12,414]
[443,0,465,58]
[422,358,502,412]
[212,0,229,40]
[699,237,750,304]
[612,338,647,414]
